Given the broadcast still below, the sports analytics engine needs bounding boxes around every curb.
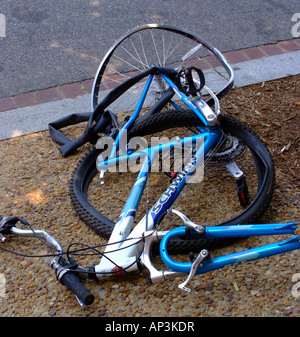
[0,39,300,113]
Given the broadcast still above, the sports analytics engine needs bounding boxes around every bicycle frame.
[94,68,223,274]
[1,66,299,306]
[93,68,300,284]
[1,25,299,307]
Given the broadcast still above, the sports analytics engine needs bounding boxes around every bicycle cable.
[0,219,147,276]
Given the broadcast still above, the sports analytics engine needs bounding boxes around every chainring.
[206,135,245,163]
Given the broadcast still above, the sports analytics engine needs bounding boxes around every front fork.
[141,209,299,293]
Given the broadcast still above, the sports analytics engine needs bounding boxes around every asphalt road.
[0,0,298,98]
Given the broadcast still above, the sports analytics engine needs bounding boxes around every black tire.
[70,110,275,253]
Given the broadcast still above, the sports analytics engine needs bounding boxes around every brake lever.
[0,216,30,242]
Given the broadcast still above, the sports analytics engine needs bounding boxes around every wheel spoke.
[150,29,162,66]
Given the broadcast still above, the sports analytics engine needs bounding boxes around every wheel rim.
[91,24,233,117]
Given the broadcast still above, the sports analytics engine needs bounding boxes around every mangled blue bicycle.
[1,25,299,306]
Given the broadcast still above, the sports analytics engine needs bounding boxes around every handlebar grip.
[59,271,95,306]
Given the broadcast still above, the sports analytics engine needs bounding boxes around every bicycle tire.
[70,110,275,253]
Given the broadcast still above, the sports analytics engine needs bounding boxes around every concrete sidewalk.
[0,39,299,141]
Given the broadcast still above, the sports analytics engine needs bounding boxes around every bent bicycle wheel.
[90,24,233,124]
[70,110,275,253]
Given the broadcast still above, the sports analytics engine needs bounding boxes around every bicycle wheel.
[70,110,275,253]
[91,24,233,122]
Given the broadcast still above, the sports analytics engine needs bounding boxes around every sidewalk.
[0,39,299,141]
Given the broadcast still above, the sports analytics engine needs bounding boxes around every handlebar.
[0,216,95,307]
[51,259,95,306]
